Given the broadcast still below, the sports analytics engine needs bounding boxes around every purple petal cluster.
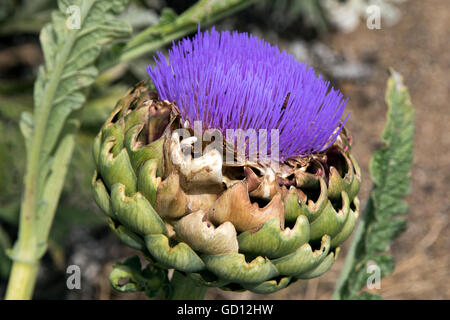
[146,28,348,160]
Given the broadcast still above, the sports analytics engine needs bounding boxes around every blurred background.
[0,0,448,299]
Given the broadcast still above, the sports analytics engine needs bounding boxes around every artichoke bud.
[93,29,361,294]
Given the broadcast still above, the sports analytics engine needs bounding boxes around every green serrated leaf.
[7,0,131,298]
[333,69,415,300]
[29,0,131,240]
[366,218,407,254]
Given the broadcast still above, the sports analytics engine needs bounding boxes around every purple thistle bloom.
[146,28,348,160]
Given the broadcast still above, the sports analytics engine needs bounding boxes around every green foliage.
[7,0,131,281]
[98,0,257,71]
[109,256,210,299]
[31,0,127,241]
[333,69,415,299]
[109,256,169,298]
[0,88,113,278]
[259,0,328,32]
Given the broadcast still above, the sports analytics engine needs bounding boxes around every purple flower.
[146,28,348,160]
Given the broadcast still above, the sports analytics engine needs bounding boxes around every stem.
[169,271,208,300]
[331,219,365,300]
[99,0,256,72]
[5,262,39,300]
[332,197,372,299]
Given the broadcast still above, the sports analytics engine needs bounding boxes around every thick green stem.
[169,271,208,300]
[332,197,373,299]
[332,219,365,300]
[5,261,39,300]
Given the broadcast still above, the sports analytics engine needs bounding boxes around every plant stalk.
[5,261,39,300]
[99,0,256,72]
[331,219,365,300]
[332,196,373,300]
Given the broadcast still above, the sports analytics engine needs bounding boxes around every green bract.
[92,82,361,295]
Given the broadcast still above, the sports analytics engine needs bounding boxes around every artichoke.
[92,29,361,295]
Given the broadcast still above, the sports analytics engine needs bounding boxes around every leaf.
[97,0,256,71]
[333,69,415,300]
[109,256,169,298]
[110,256,144,293]
[35,0,130,229]
[33,0,131,161]
[9,0,131,267]
[365,218,406,254]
